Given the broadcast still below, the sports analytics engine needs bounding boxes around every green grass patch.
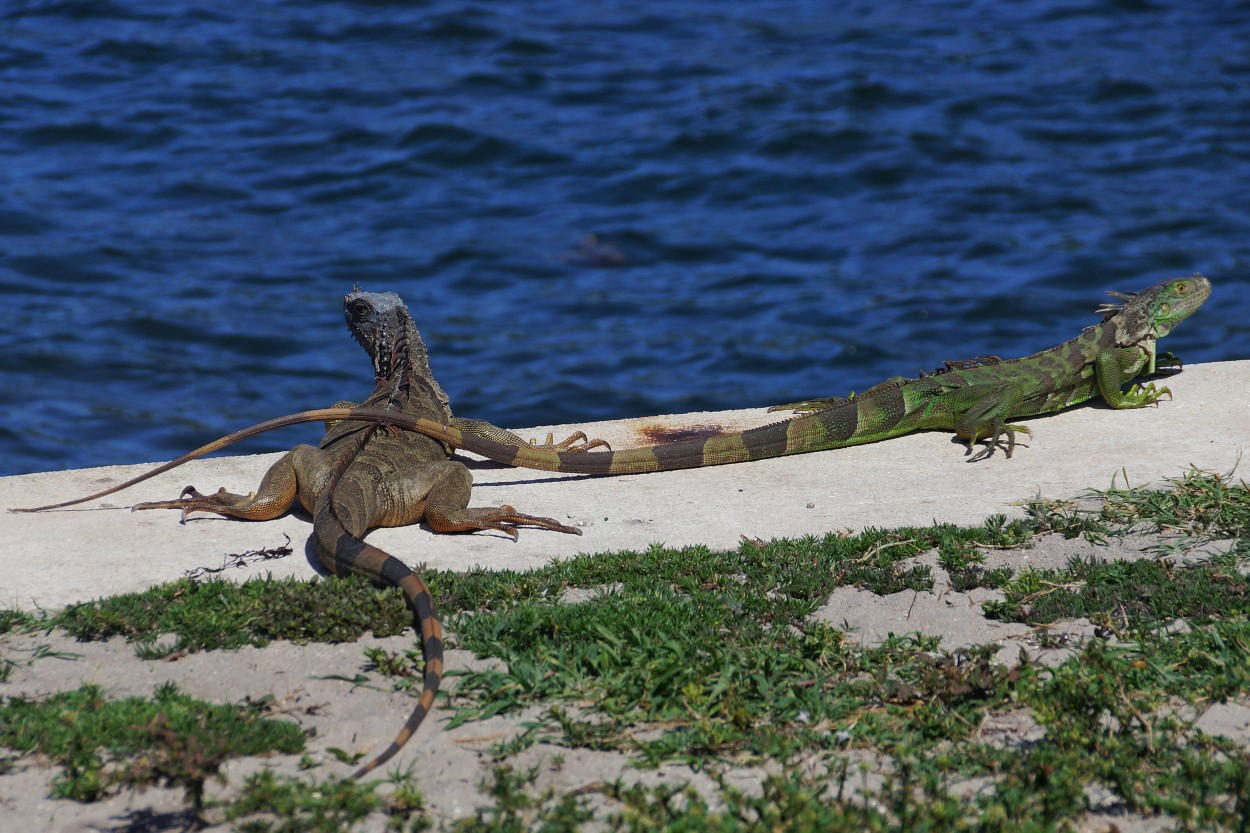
[984,553,1250,627]
[1100,467,1250,537]
[54,573,410,656]
[0,682,304,805]
[452,765,593,833]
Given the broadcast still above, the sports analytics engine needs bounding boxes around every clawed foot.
[1123,382,1172,407]
[530,431,611,453]
[493,504,582,538]
[132,486,237,521]
[426,504,582,538]
[964,424,1031,462]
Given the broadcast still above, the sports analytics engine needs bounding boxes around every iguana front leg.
[131,445,331,520]
[1149,351,1182,374]
[1094,349,1171,408]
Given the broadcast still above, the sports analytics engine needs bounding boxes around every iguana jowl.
[126,290,583,778]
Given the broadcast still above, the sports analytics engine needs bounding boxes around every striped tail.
[351,558,442,779]
[313,495,444,779]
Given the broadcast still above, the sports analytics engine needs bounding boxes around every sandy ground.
[1,360,1247,829]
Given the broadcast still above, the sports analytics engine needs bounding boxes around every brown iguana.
[17,275,1211,513]
[30,289,589,779]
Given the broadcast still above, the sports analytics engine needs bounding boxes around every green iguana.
[17,275,1210,515]
[448,273,1210,468]
[28,289,590,780]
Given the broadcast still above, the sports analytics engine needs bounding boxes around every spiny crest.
[1094,290,1138,322]
[917,355,1002,379]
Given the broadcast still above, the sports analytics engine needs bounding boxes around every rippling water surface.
[2,1,1247,475]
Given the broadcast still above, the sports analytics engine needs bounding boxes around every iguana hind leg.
[951,385,1031,461]
[371,459,582,539]
[426,503,581,538]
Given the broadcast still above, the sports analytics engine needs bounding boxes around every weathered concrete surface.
[1,360,1246,612]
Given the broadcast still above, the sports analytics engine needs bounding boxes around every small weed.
[1023,496,1110,541]
[948,564,1014,592]
[0,609,38,634]
[362,645,422,694]
[117,712,230,821]
[225,770,386,833]
[380,765,430,832]
[134,637,183,660]
[29,642,82,661]
[451,765,593,833]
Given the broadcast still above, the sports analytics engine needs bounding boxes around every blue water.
[2,0,1248,476]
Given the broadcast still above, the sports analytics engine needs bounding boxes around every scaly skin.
[23,290,587,780]
[16,276,1211,519]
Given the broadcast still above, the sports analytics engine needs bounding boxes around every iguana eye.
[354,301,371,317]
[1176,283,1188,294]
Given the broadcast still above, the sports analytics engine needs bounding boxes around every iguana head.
[1097,274,1211,344]
[343,288,450,410]
[344,289,411,379]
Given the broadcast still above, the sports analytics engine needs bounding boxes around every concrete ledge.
[2,360,1246,611]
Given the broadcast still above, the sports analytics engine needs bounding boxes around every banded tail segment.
[313,493,444,780]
